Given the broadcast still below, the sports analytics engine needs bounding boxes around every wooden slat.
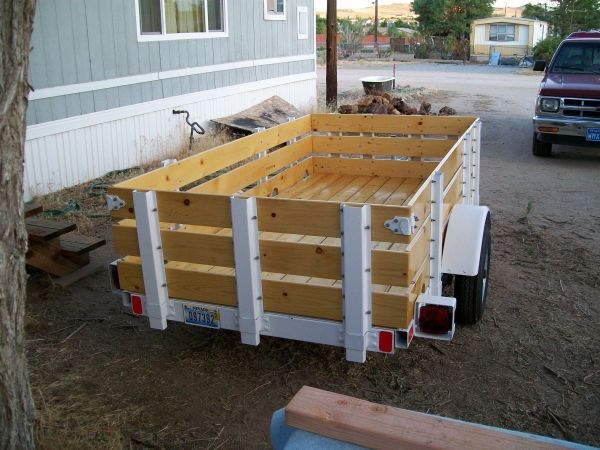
[384,178,422,206]
[346,176,389,203]
[112,223,234,268]
[24,202,43,217]
[312,157,436,179]
[326,176,372,202]
[286,386,569,450]
[312,135,453,158]
[114,115,313,191]
[365,177,406,205]
[59,233,106,256]
[243,158,314,198]
[278,173,339,199]
[26,219,77,242]
[311,114,477,136]
[189,137,313,194]
[256,197,340,237]
[108,189,232,226]
[437,140,463,190]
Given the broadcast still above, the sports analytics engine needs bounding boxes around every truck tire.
[532,132,552,157]
[454,214,491,325]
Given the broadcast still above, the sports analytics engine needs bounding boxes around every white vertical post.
[231,196,263,346]
[462,132,473,205]
[472,120,482,206]
[133,190,169,330]
[341,204,372,363]
[429,171,444,297]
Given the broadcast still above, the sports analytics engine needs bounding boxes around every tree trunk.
[0,1,37,449]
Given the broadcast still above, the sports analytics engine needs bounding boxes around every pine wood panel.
[188,137,313,194]
[277,173,339,199]
[384,178,422,206]
[311,114,477,136]
[312,157,436,179]
[312,135,453,158]
[286,386,568,450]
[114,115,312,191]
[243,158,314,198]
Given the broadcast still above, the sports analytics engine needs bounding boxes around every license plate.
[183,305,220,329]
[586,128,600,142]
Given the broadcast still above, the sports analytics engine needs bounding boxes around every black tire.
[532,132,552,157]
[454,214,491,325]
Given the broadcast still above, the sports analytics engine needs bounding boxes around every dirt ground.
[26,62,600,449]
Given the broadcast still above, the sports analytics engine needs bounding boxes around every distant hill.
[316,2,525,21]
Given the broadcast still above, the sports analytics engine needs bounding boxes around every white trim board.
[28,53,316,101]
[25,72,317,141]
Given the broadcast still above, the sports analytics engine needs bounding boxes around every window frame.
[135,0,228,41]
[264,0,286,21]
[489,23,515,42]
[297,6,308,39]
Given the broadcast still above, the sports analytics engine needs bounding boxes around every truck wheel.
[454,215,491,325]
[532,132,552,157]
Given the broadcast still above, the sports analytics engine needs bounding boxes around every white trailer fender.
[441,204,490,277]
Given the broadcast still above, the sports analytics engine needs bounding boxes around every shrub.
[532,36,563,62]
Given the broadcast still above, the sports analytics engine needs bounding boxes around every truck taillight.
[378,330,394,353]
[131,294,143,315]
[418,304,453,335]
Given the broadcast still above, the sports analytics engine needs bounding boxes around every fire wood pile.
[338,93,456,116]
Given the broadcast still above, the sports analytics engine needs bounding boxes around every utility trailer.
[107,114,490,363]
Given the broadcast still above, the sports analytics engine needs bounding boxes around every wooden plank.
[26,239,84,277]
[312,157,436,179]
[26,219,77,242]
[304,175,355,201]
[243,158,314,198]
[286,386,569,450]
[365,177,405,205]
[311,114,478,136]
[346,176,389,203]
[108,190,232,226]
[277,173,338,199]
[113,115,312,191]
[372,290,412,329]
[189,137,313,194]
[262,279,342,320]
[312,135,453,158]
[24,202,43,217]
[59,232,106,256]
[256,197,340,237]
[384,178,422,206]
[54,261,105,288]
[326,176,372,202]
[112,223,234,268]
[437,141,463,190]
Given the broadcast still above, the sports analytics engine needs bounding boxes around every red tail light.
[378,330,394,353]
[419,305,452,335]
[131,294,143,315]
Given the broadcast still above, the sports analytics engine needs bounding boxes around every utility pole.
[326,0,337,108]
[374,0,379,58]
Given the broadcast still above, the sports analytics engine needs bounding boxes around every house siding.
[28,0,315,125]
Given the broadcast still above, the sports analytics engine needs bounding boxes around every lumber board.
[312,157,436,179]
[365,177,406,205]
[59,232,106,256]
[114,115,312,191]
[312,135,453,158]
[256,197,340,237]
[24,202,43,217]
[346,176,390,203]
[26,219,77,242]
[54,261,106,288]
[243,158,314,198]
[326,176,373,202]
[189,137,313,194]
[286,386,570,450]
[26,239,86,277]
[108,190,232,226]
[384,178,422,206]
[443,168,465,224]
[437,141,463,190]
[311,114,478,136]
[278,173,340,199]
[112,223,235,268]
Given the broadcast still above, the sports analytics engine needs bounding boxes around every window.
[489,23,515,41]
[297,6,308,39]
[551,42,600,74]
[137,0,226,39]
[265,0,286,21]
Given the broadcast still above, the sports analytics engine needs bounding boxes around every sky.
[314,0,549,10]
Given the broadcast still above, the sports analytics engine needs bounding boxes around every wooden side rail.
[26,218,77,242]
[285,386,576,450]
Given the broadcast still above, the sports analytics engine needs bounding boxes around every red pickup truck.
[532,32,600,156]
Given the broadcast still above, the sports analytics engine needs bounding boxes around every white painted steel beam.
[231,196,264,346]
[340,204,372,363]
[429,172,444,297]
[132,191,170,330]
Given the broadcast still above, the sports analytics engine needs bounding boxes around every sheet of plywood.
[286,386,569,450]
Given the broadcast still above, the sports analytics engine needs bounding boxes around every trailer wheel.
[532,132,552,157]
[454,215,491,325]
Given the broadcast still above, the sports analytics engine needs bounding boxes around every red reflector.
[419,305,452,335]
[378,331,394,353]
[131,295,143,315]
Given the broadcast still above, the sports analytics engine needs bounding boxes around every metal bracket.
[105,194,125,211]
[384,216,416,235]
[160,158,178,167]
